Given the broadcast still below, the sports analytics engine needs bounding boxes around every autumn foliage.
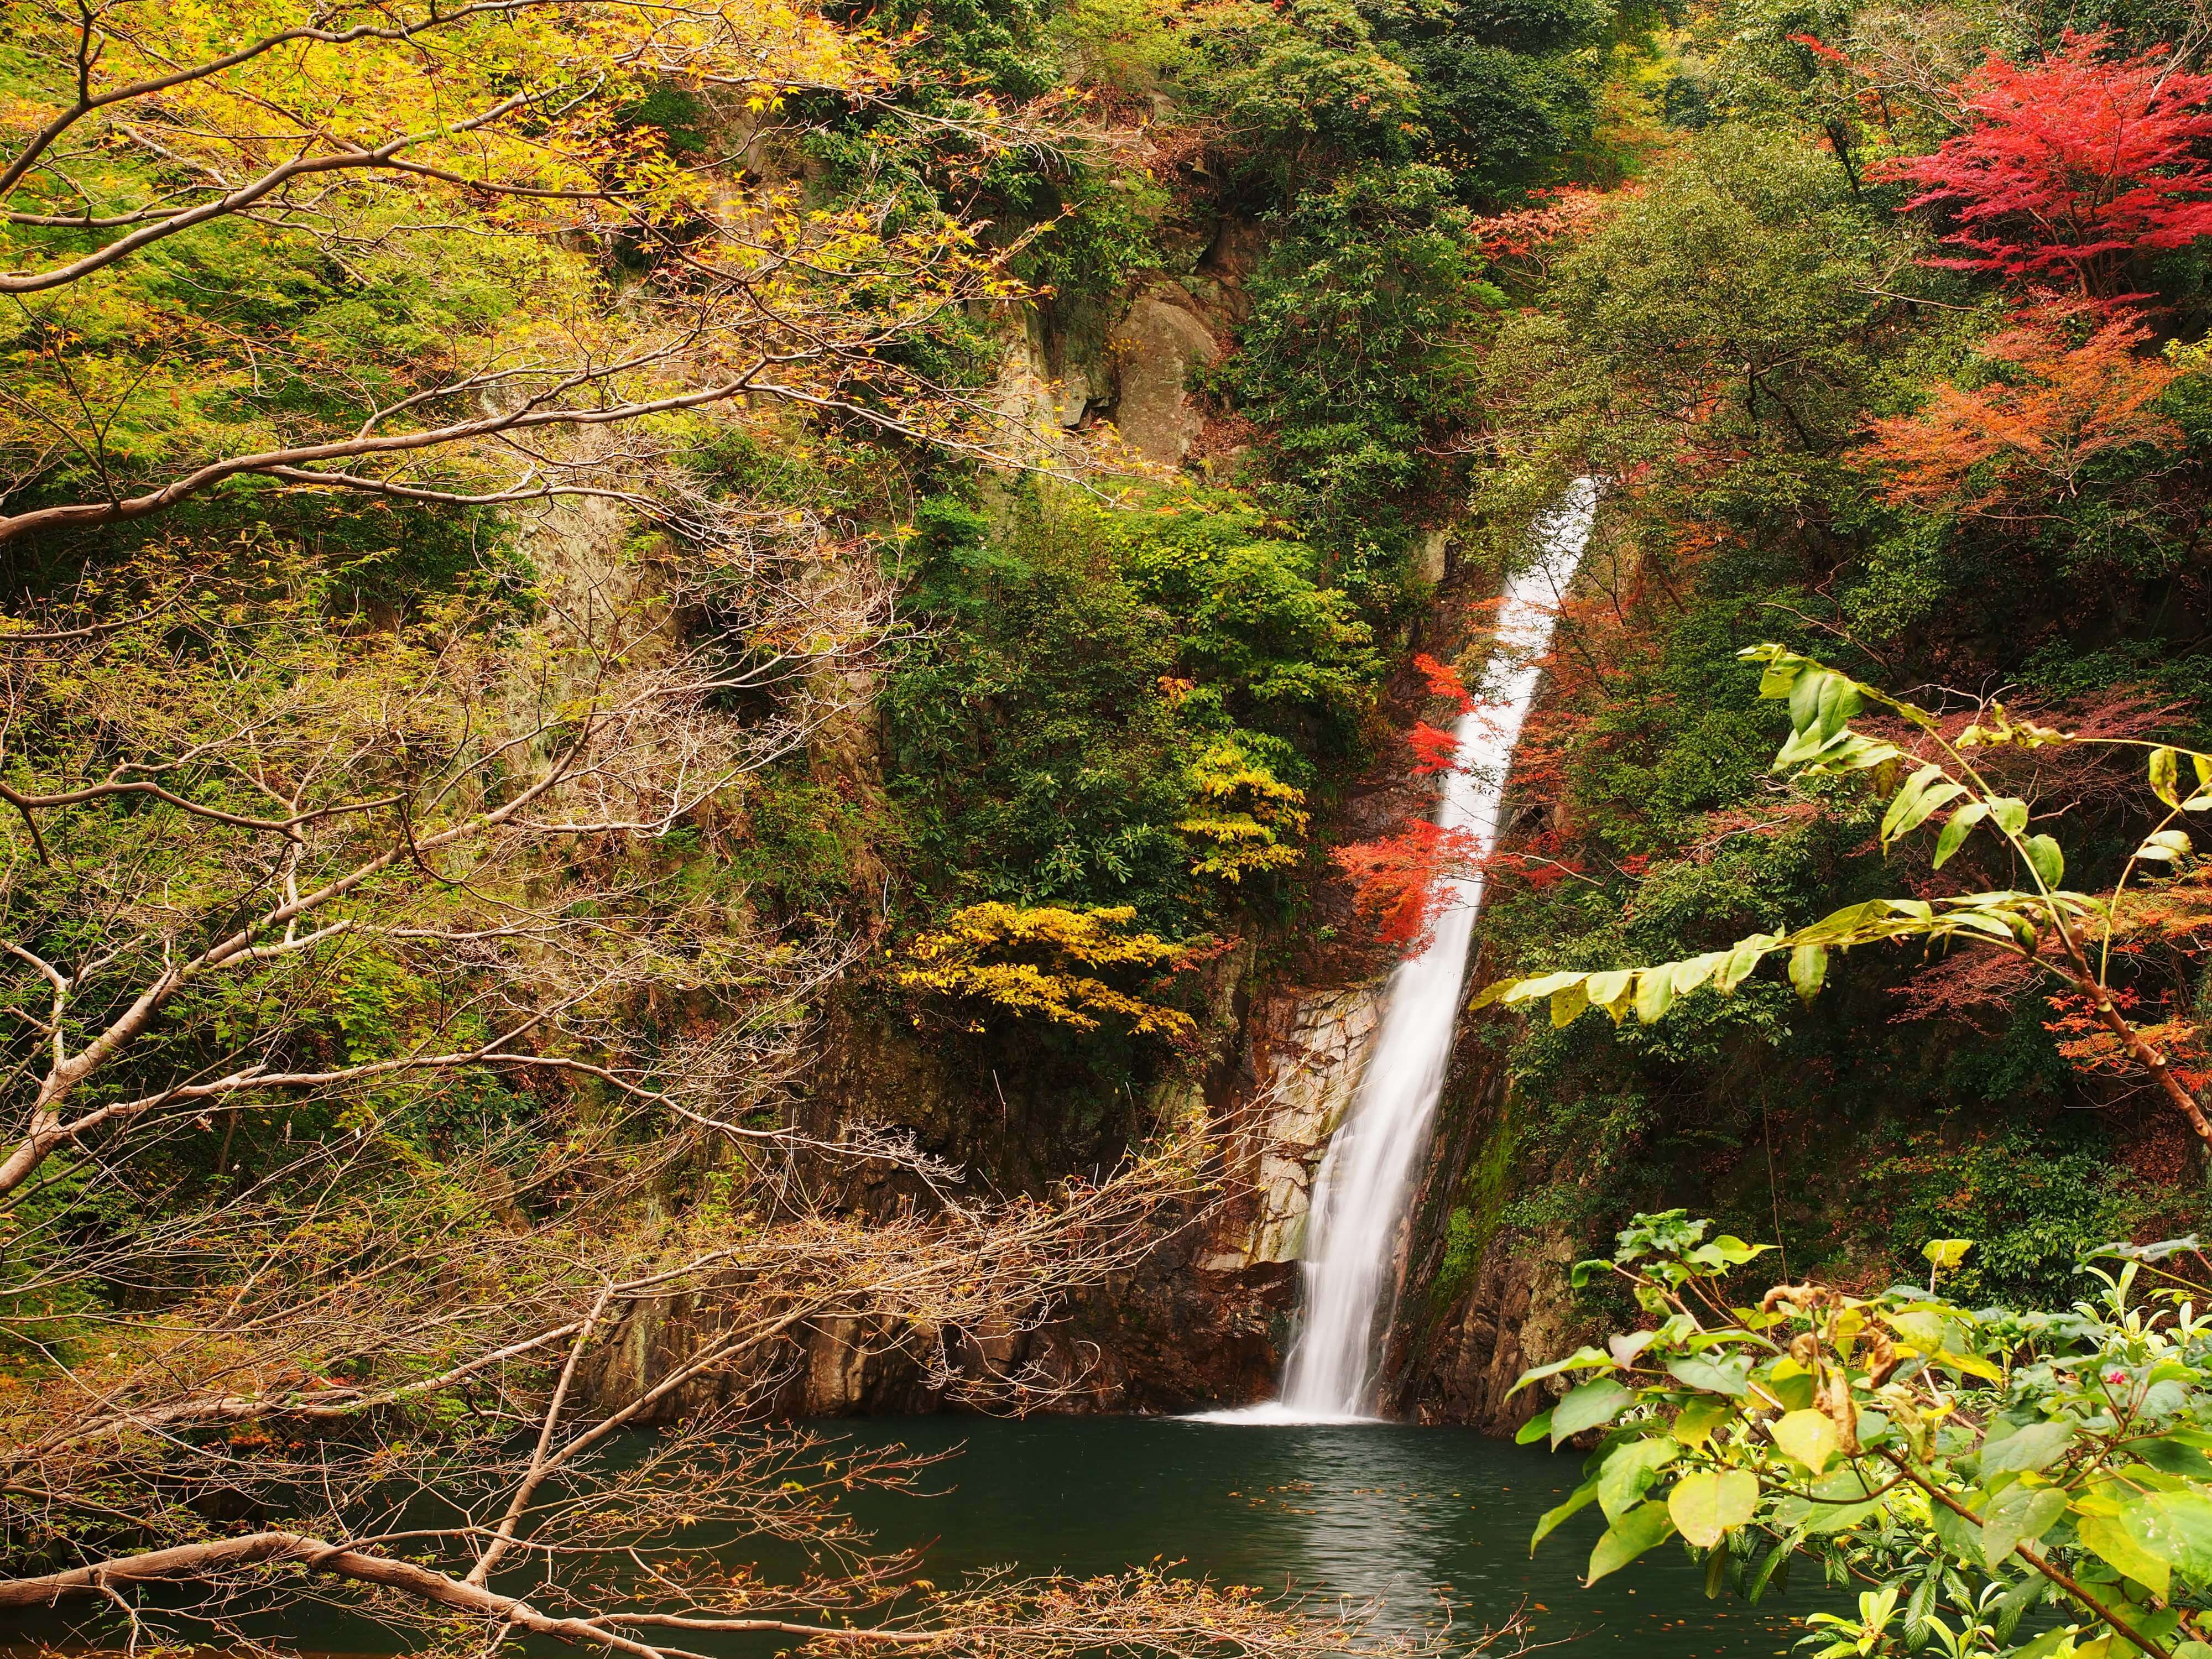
[1407,719,1462,775]
[1413,651,1474,712]
[1860,306,2183,512]
[1334,820,1481,952]
[1877,31,2212,294]
[896,902,1199,1044]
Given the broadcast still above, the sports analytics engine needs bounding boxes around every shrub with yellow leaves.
[1180,738,1312,883]
[895,902,1200,1044]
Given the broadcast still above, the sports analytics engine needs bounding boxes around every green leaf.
[1982,1484,2069,1566]
[1530,1478,1598,1553]
[1667,1355,1751,1397]
[1552,1378,1634,1446]
[1744,1537,1793,1604]
[1669,1469,1760,1548]
[1771,1409,1839,1473]
[1815,672,1860,739]
[1933,802,1990,868]
[1515,1411,1553,1446]
[2010,1628,2073,1659]
[1588,1500,1677,1584]
[1715,937,1775,994]
[1788,943,1828,1002]
[1801,1497,1882,1534]
[1881,763,1947,843]
[1989,797,2030,837]
[1599,1439,1679,1522]
[2126,1490,2212,1583]
[1633,968,1673,1024]
[2152,747,2182,807]
[2077,1507,2171,1598]
[2023,834,2065,889]
[1888,778,1966,846]
[1508,1345,1615,1396]
[1930,1498,1984,1566]
[1981,1419,2073,1477]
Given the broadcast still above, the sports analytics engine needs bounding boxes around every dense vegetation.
[8,0,2212,1646]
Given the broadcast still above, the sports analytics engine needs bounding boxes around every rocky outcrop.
[1201,987,1382,1271]
[1407,1232,1580,1432]
[1107,288,1219,466]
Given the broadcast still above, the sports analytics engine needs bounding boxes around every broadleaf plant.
[1472,643,2212,1147]
[1519,1212,2212,1659]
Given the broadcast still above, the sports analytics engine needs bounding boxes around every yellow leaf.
[1771,1409,1839,1473]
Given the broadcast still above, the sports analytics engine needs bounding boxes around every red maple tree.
[1334,820,1481,953]
[1876,30,2212,295]
[1859,305,2183,513]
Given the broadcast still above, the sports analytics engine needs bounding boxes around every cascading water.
[1202,479,1598,1426]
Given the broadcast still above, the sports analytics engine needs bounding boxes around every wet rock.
[1210,988,1384,1270]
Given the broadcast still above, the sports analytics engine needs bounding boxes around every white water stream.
[1200,479,1598,1425]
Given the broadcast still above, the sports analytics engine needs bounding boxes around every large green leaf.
[1668,1469,1760,1548]
[2127,1490,2212,1583]
[1588,1500,1677,1584]
[1981,1419,2072,1477]
[1530,1477,1598,1553]
[1983,1484,2068,1566]
[2023,834,2065,889]
[1932,802,1989,868]
[1552,1378,1634,1446]
[2077,1507,2172,1597]
[1508,1345,1615,1396]
[1788,943,1827,1001]
[1598,1439,1679,1522]
[1667,1355,1750,1397]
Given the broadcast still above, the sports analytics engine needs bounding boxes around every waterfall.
[1200,479,1598,1426]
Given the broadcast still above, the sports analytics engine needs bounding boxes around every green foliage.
[1523,1212,2212,1659]
[1867,1130,2153,1307]
[882,484,1377,938]
[1217,164,1498,609]
[1178,0,1423,186]
[728,770,870,923]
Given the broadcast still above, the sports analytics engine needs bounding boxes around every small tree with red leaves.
[1877,30,2212,296]
[1860,305,2184,515]
[1334,820,1482,953]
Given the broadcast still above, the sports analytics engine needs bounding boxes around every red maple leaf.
[1412,652,1474,714]
[1406,720,1460,775]
[1875,30,2212,295]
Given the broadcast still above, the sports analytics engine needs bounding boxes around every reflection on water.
[0,1417,1835,1658]
[828,1416,1829,1658]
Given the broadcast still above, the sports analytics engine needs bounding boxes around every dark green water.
[2,1416,1839,1657]
[823,1415,1830,1659]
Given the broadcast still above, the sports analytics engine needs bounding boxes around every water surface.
[831,1415,1827,1659]
[1,1416,1835,1657]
